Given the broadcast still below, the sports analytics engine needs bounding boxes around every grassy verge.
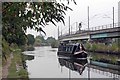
[0,35,1,79]
[85,42,120,53]
[7,48,29,79]
[84,41,120,65]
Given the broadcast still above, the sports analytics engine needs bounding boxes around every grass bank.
[85,42,120,54]
[2,39,29,79]
[7,48,28,79]
[0,55,2,79]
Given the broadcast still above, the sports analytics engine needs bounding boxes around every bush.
[18,69,28,78]
[51,41,58,48]
[19,45,27,52]
[96,43,107,51]
[90,43,97,51]
[85,42,119,53]
[110,43,118,52]
[27,46,35,51]
[2,39,11,65]
[84,43,91,50]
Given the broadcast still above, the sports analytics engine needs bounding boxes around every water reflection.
[58,57,88,75]
[22,53,35,69]
[24,46,120,79]
[89,60,120,75]
[23,54,34,61]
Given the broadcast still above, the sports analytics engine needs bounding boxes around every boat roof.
[66,43,80,46]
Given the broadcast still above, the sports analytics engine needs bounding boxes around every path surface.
[2,53,13,78]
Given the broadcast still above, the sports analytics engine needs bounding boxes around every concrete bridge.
[58,23,120,42]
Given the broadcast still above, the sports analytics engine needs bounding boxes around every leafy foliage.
[27,34,35,46]
[34,35,47,46]
[2,1,75,45]
[46,37,56,45]
[2,38,11,61]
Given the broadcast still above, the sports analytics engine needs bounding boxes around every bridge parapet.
[88,23,118,31]
[59,23,120,40]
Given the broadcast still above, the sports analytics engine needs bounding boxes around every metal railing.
[86,23,119,31]
[59,23,119,38]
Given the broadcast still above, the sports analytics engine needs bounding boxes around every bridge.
[58,23,120,42]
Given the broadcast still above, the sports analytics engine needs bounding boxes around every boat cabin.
[58,43,81,54]
[57,42,87,58]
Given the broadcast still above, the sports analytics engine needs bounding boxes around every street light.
[70,22,83,34]
[78,22,82,31]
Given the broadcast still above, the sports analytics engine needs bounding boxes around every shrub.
[84,43,91,50]
[18,69,28,78]
[27,46,35,51]
[90,43,97,51]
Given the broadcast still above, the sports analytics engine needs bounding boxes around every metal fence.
[59,23,119,38]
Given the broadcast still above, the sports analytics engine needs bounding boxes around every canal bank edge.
[2,43,29,79]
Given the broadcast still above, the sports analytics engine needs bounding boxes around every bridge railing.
[59,23,119,38]
[87,23,119,31]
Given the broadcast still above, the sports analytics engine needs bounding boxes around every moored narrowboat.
[57,43,88,58]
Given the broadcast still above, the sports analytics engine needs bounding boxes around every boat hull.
[57,51,73,57]
[73,52,88,58]
[57,51,88,58]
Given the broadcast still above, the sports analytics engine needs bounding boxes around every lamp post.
[78,22,82,32]
[113,7,114,28]
[69,16,70,35]
[70,21,83,34]
[88,6,90,31]
[88,6,91,42]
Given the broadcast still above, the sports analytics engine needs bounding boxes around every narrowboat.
[57,43,88,58]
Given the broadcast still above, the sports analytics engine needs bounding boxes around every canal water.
[23,46,120,79]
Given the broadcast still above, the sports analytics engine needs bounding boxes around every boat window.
[64,45,72,52]
[65,46,67,51]
[72,45,77,53]
[75,45,80,52]
[69,46,72,52]
[68,46,70,52]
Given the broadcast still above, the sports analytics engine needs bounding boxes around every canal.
[23,46,120,79]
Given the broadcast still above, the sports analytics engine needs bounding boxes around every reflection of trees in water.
[24,55,34,61]
[89,64,120,78]
[21,54,34,69]
[89,53,120,78]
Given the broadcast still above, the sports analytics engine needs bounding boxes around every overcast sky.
[26,0,120,39]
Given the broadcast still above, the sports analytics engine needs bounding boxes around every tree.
[46,37,56,45]
[34,35,45,46]
[27,34,35,46]
[2,1,76,45]
[46,37,58,47]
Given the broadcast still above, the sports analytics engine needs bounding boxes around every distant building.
[118,1,120,27]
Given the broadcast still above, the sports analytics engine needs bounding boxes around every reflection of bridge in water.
[58,57,120,79]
